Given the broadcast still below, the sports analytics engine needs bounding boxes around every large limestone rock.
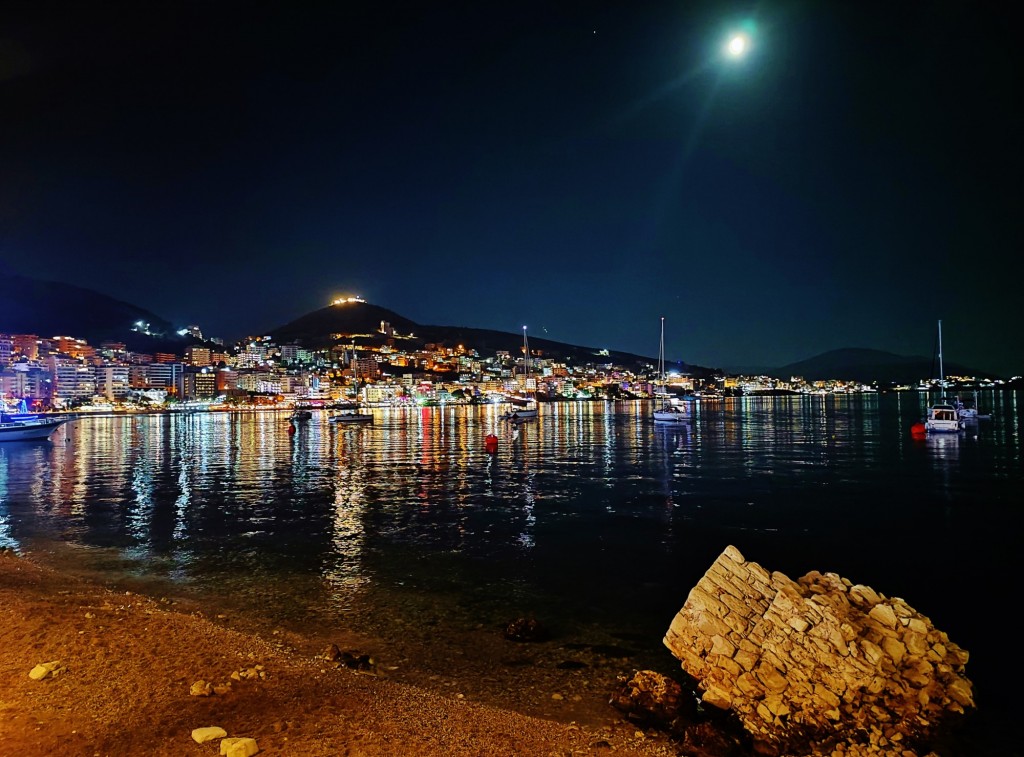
[663,545,974,756]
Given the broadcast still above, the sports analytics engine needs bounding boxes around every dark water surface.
[2,392,1021,753]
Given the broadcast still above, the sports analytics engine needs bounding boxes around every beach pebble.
[191,726,227,743]
[190,680,213,697]
[28,661,64,680]
[220,736,259,756]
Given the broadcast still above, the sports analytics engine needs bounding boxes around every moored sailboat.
[923,320,963,434]
[653,318,690,425]
[502,326,538,421]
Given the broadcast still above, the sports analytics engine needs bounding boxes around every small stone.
[190,680,213,697]
[191,726,227,743]
[29,661,64,680]
[221,736,259,756]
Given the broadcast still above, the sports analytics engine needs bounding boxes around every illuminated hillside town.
[0,302,1007,412]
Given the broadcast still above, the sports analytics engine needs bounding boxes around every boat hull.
[328,414,373,424]
[0,417,70,441]
[502,407,538,421]
[653,407,691,424]
[924,403,963,434]
[924,419,962,433]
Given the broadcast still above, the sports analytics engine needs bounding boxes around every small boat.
[502,326,538,421]
[923,320,963,434]
[501,409,530,424]
[328,408,373,424]
[289,409,313,421]
[1,399,73,442]
[954,390,991,422]
[653,318,691,425]
[924,402,963,434]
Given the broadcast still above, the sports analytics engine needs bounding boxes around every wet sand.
[0,549,684,756]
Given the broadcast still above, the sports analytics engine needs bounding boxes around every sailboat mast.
[937,319,944,388]
[523,325,530,391]
[659,317,666,386]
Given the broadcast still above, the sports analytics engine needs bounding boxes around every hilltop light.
[331,296,366,306]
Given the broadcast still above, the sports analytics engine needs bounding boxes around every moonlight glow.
[726,33,749,57]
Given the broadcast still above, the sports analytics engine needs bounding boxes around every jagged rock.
[233,665,265,680]
[609,669,692,723]
[504,616,549,642]
[322,644,375,670]
[190,680,213,697]
[679,721,749,757]
[191,726,227,743]
[664,545,974,756]
[609,669,748,753]
[28,661,65,680]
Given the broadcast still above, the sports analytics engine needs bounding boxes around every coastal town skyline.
[2,3,1020,377]
[3,285,1015,416]
[2,274,1014,385]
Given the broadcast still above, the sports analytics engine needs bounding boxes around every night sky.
[2,2,1020,376]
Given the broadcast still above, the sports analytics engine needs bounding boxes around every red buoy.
[484,434,499,453]
[288,423,296,435]
[910,422,926,439]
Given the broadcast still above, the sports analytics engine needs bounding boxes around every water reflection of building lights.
[0,451,15,549]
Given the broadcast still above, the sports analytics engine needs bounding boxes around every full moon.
[726,33,749,57]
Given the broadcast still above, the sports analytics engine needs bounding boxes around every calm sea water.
[2,393,1021,752]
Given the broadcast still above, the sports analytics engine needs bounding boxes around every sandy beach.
[0,548,695,757]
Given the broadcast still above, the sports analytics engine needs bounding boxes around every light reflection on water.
[1,394,1022,715]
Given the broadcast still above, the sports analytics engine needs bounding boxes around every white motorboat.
[924,402,963,434]
[1,399,73,442]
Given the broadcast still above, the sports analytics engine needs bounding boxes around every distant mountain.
[268,301,720,375]
[0,273,191,353]
[766,348,992,385]
[8,274,999,384]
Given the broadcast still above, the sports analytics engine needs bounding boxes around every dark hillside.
[769,348,999,384]
[265,301,715,374]
[0,273,189,353]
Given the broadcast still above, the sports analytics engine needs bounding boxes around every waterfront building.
[143,362,185,396]
[216,368,239,393]
[0,364,52,406]
[182,368,217,400]
[47,357,96,406]
[96,365,131,401]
